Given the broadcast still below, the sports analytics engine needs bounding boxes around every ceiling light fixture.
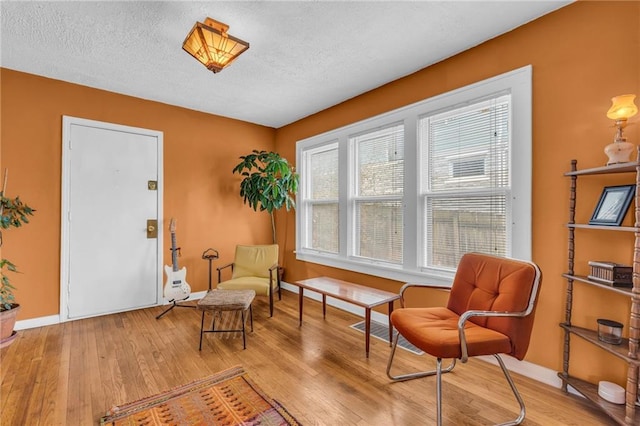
[182,17,249,73]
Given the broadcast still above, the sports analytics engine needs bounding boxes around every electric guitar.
[163,218,191,301]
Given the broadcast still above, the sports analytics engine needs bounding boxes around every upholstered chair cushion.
[391,307,511,359]
[217,245,279,297]
[218,276,271,296]
[391,253,540,361]
[232,245,278,280]
[446,252,539,359]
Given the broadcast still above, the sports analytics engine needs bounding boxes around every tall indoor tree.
[233,150,299,244]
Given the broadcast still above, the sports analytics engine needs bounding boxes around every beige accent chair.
[216,245,281,317]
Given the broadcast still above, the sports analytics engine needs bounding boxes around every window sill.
[295,251,454,287]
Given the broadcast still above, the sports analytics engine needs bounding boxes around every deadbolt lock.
[148,180,157,191]
[147,219,158,238]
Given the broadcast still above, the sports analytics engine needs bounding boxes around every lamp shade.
[606,94,638,120]
[182,18,249,73]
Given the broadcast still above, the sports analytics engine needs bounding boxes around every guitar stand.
[202,248,219,291]
[155,296,196,319]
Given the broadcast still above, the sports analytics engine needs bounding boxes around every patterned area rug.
[100,366,301,425]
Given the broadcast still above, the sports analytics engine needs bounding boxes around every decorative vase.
[605,140,635,165]
[0,304,20,347]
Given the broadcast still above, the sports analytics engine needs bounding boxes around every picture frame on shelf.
[589,184,636,226]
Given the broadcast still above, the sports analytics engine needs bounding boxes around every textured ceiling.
[1,1,571,128]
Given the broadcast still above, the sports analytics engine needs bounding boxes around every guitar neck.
[171,232,179,272]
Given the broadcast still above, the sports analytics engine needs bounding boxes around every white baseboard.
[158,290,207,304]
[476,354,562,389]
[15,291,210,330]
[14,282,577,397]
[14,314,60,330]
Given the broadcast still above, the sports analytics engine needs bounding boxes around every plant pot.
[0,303,20,341]
[0,330,18,349]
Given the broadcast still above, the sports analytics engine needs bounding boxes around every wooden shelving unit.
[560,159,640,425]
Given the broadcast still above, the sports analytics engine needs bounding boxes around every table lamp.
[605,94,638,165]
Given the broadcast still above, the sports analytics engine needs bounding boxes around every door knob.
[147,219,158,238]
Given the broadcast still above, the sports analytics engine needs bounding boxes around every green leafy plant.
[232,150,299,243]
[1,192,34,311]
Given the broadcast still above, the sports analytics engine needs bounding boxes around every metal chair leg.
[198,311,205,350]
[241,310,246,349]
[249,305,254,332]
[269,290,274,317]
[436,358,443,426]
[386,333,456,381]
[494,354,526,426]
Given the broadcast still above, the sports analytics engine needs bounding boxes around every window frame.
[296,65,532,285]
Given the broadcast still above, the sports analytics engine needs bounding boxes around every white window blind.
[351,124,404,263]
[302,144,339,253]
[420,95,510,270]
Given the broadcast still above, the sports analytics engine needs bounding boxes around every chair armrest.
[268,263,280,286]
[216,262,234,283]
[457,309,529,363]
[398,283,450,308]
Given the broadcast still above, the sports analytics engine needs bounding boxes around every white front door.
[61,116,163,320]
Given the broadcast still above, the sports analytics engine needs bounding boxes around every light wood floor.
[1,290,613,425]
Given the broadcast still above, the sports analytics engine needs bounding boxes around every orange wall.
[275,1,640,383]
[0,69,276,320]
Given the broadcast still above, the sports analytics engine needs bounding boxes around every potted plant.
[0,171,35,348]
[232,150,299,244]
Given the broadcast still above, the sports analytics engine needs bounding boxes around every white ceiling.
[1,1,571,128]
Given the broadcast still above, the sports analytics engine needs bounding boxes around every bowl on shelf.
[598,381,625,404]
[597,318,623,345]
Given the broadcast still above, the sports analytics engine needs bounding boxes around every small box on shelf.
[588,261,633,287]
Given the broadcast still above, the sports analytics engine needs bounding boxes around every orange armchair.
[216,245,281,317]
[387,253,542,425]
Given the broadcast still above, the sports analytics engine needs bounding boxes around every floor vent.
[350,320,424,356]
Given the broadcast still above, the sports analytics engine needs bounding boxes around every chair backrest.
[232,245,279,279]
[446,252,542,360]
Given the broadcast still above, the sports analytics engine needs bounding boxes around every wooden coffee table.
[292,276,400,357]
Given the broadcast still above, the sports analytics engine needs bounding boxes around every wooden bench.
[197,289,255,350]
[291,276,400,357]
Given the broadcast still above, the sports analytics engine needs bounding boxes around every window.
[352,124,404,264]
[420,96,510,270]
[296,66,531,284]
[300,143,339,253]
